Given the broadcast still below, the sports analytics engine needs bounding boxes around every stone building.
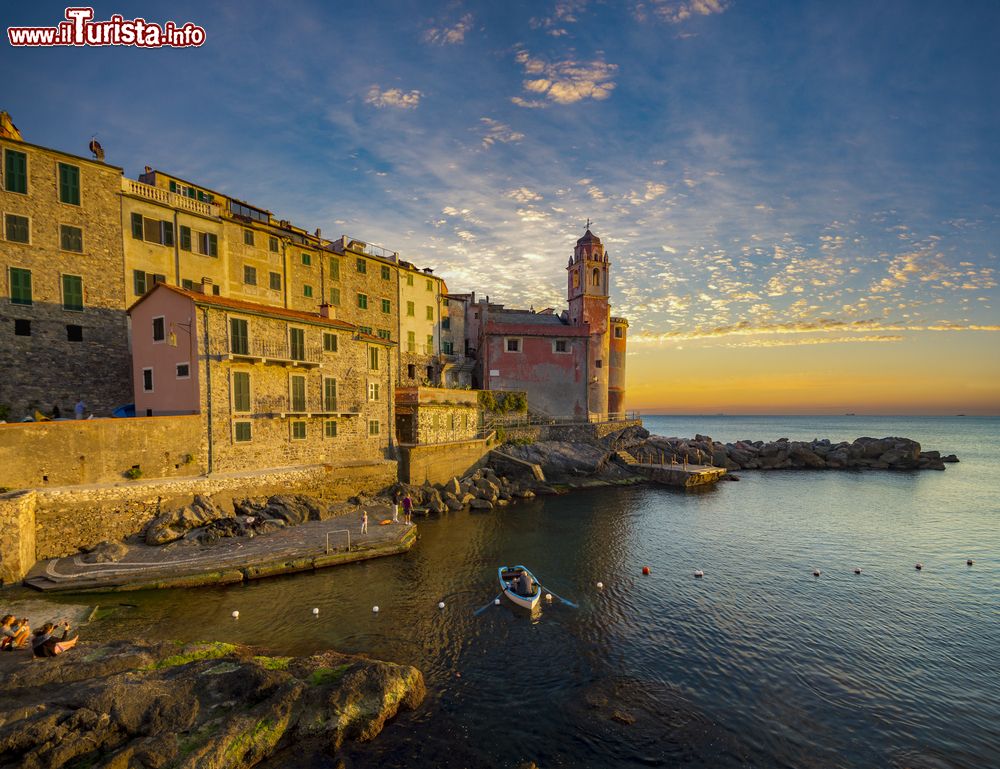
[463,228,628,420]
[128,283,396,473]
[396,260,445,386]
[0,112,131,419]
[440,293,475,387]
[394,386,479,445]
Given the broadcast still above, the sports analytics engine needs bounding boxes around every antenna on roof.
[89,137,105,162]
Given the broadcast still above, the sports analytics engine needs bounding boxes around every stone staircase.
[614,449,640,466]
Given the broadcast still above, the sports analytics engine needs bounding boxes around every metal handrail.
[325,528,351,554]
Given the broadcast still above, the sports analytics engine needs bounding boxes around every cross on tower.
[585,217,592,231]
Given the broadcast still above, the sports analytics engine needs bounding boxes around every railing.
[325,528,351,554]
[210,340,322,365]
[484,409,640,431]
[343,236,399,261]
[122,178,220,217]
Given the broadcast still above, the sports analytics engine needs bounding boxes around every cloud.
[634,0,730,24]
[365,85,422,109]
[506,187,544,203]
[530,0,590,36]
[510,96,548,109]
[480,118,525,148]
[423,13,474,45]
[514,48,617,105]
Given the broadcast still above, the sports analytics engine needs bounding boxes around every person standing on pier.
[402,494,413,524]
[361,510,368,535]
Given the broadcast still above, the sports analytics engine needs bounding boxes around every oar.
[474,592,503,615]
[536,583,578,608]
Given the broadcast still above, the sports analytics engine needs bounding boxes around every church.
[455,228,629,420]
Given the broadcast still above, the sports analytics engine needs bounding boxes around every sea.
[48,416,1000,768]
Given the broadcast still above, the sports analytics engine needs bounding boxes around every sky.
[3,0,998,414]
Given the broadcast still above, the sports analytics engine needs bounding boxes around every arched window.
[592,267,600,287]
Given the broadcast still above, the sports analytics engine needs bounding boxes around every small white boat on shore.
[498,565,541,610]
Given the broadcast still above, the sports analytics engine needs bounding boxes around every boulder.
[79,540,129,564]
[789,445,826,468]
[469,499,494,510]
[443,477,461,496]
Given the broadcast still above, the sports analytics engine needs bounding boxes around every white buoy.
[231,610,239,619]
[854,568,861,575]
[438,601,445,609]
[545,593,553,601]
[812,569,821,577]
[694,570,704,578]
[372,605,380,613]
[494,598,500,605]
[312,607,320,615]
[915,563,923,571]
[596,581,604,589]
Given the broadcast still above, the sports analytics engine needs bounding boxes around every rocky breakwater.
[387,468,537,515]
[631,433,959,472]
[0,639,424,769]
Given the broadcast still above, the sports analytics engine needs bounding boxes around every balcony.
[211,340,322,367]
[122,178,220,217]
[252,396,362,419]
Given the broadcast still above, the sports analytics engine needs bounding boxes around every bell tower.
[567,224,610,417]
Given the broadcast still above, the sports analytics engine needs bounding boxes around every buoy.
[854,568,862,575]
[231,610,239,619]
[372,605,380,613]
[494,598,500,605]
[967,559,974,566]
[642,566,651,575]
[312,608,319,615]
[545,593,552,601]
[694,570,704,578]
[915,563,923,571]
[812,569,821,577]
[596,581,604,589]
[438,601,445,609]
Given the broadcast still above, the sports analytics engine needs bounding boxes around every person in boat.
[517,569,534,596]
[1,615,30,650]
[31,621,79,657]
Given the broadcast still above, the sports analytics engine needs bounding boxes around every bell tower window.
[592,267,600,287]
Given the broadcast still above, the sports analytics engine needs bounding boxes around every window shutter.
[131,212,144,239]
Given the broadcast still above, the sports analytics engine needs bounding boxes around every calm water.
[53,416,1000,768]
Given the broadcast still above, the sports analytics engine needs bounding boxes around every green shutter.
[131,212,143,239]
[329,287,341,306]
[58,163,80,204]
[291,376,306,411]
[179,226,191,251]
[10,268,31,305]
[62,275,83,310]
[233,372,250,412]
[324,378,337,411]
[329,258,340,280]
[4,150,27,193]
[230,318,248,355]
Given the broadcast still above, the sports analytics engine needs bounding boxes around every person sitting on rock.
[31,621,79,657]
[517,570,534,597]
[0,615,30,650]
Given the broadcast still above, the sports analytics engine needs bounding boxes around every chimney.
[319,303,335,319]
[199,277,213,295]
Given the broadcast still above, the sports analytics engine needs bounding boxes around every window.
[356,258,367,274]
[426,305,434,321]
[554,340,568,353]
[614,326,624,339]
[357,293,368,310]
[442,317,450,330]
[290,375,306,411]
[243,265,257,285]
[377,329,391,340]
[324,378,338,411]
[381,265,390,280]
[4,213,29,243]
[213,285,220,295]
[182,279,195,290]
[233,371,251,412]
[381,298,391,314]
[60,224,83,253]
[66,324,83,342]
[291,421,306,440]
[359,325,373,335]
[289,327,305,360]
[269,272,281,291]
[269,236,279,253]
[406,273,414,286]
[14,319,30,336]
[593,268,600,286]
[58,163,80,205]
[407,331,415,353]
[369,346,379,370]
[302,252,311,266]
[329,287,341,306]
[426,365,434,381]
[323,332,338,352]
[132,270,165,296]
[229,200,268,223]
[368,382,380,401]
[152,316,165,342]
[368,419,380,436]
[198,232,218,257]
[146,217,173,246]
[426,334,434,352]
[9,267,31,305]
[62,274,83,311]
[407,364,415,379]
[176,363,190,379]
[573,272,580,288]
[243,229,254,246]
[406,301,415,317]
[443,341,454,354]
[329,257,340,280]
[303,284,313,298]
[324,420,338,438]
[596,359,603,368]
[130,212,143,239]
[4,149,27,193]
[230,317,249,355]
[235,422,252,442]
[506,338,520,353]
[142,368,154,392]
[426,279,432,291]
[179,225,192,251]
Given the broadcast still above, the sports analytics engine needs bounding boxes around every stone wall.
[0,415,204,489]
[398,436,494,485]
[0,490,36,586]
[500,419,642,445]
[31,459,397,564]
